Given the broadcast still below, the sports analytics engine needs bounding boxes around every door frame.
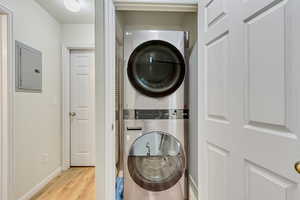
[0,4,14,200]
[61,44,95,170]
[96,0,199,200]
[113,0,198,12]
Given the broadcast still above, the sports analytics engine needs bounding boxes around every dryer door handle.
[127,127,143,131]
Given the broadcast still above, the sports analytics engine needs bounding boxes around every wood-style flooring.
[31,167,95,200]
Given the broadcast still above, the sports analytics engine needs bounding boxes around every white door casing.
[0,14,6,200]
[70,50,95,166]
[198,0,300,200]
[0,10,12,200]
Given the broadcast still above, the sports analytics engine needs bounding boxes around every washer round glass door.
[127,131,186,191]
[127,40,186,97]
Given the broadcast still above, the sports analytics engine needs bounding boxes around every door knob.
[295,162,300,174]
[69,112,76,117]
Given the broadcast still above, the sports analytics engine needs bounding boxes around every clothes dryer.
[124,30,188,110]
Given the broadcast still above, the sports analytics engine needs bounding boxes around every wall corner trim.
[189,175,199,200]
[18,167,62,200]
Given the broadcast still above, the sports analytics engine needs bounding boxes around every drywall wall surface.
[121,11,197,49]
[0,0,62,199]
[95,0,107,199]
[189,42,198,186]
[61,24,95,46]
[122,11,186,31]
[183,12,197,50]
[115,12,125,169]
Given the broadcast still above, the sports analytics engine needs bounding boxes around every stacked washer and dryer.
[123,30,189,200]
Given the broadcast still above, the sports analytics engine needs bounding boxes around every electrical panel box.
[15,41,42,92]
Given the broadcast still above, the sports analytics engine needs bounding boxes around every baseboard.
[62,161,70,171]
[18,167,62,200]
[189,175,198,200]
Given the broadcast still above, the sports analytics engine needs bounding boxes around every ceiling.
[35,0,95,24]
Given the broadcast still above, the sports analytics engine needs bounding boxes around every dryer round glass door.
[127,131,186,191]
[127,40,185,97]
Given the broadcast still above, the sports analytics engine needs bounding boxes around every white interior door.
[70,50,95,167]
[198,0,300,199]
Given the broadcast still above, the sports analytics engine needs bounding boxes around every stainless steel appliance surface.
[123,30,189,200]
[124,119,188,200]
[124,30,188,110]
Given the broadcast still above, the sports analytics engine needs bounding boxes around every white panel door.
[198,0,300,200]
[70,50,95,166]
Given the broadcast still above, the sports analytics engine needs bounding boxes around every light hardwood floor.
[31,167,95,200]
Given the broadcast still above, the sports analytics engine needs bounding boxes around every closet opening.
[114,10,198,200]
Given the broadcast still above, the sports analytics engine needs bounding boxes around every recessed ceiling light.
[64,0,81,12]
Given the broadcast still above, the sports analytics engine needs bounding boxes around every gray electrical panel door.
[16,41,42,92]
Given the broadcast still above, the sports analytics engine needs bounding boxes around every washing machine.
[124,112,188,200]
[124,30,188,110]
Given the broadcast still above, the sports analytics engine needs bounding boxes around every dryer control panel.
[124,109,189,120]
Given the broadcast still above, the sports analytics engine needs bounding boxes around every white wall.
[61,24,95,45]
[0,0,62,199]
[189,43,198,187]
[183,13,198,188]
[121,11,185,31]
[183,13,197,50]
[95,0,106,199]
[120,11,197,48]
[115,13,124,169]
